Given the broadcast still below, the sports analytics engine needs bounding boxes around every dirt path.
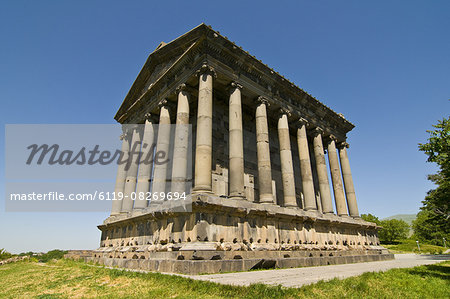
[181,254,449,288]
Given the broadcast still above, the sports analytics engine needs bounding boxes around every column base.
[260,202,277,206]
[284,205,299,209]
[192,191,213,196]
[339,214,351,219]
[192,186,213,193]
[304,209,320,217]
[259,194,274,204]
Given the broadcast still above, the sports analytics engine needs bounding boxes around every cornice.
[201,26,354,132]
[116,24,355,139]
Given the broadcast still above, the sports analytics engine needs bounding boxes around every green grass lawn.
[0,259,448,298]
[383,239,447,254]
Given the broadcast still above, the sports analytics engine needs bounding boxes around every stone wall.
[99,195,380,256]
[88,249,393,274]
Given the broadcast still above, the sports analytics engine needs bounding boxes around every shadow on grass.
[406,263,450,280]
[382,241,402,245]
[420,254,450,260]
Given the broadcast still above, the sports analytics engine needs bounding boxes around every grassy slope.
[383,239,447,254]
[0,259,449,298]
[382,214,416,225]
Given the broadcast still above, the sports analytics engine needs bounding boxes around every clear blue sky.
[1,1,449,253]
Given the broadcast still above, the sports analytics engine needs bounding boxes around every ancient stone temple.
[92,24,392,274]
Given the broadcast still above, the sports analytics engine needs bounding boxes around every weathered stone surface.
[180,242,219,251]
[83,250,393,275]
[101,24,382,274]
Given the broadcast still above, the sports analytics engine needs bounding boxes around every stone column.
[312,128,333,214]
[122,125,142,213]
[151,99,172,202]
[193,64,215,193]
[255,96,274,204]
[338,142,359,217]
[111,129,130,215]
[277,109,297,208]
[228,82,245,199]
[171,84,190,195]
[296,118,316,211]
[327,136,348,216]
[134,113,156,209]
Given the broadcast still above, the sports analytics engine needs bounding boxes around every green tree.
[0,248,13,260]
[416,117,450,245]
[38,249,67,263]
[361,214,409,243]
[418,117,450,180]
[18,251,35,257]
[412,187,449,245]
[361,213,381,225]
[378,219,410,243]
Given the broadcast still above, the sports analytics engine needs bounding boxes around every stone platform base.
[85,248,393,274]
[99,194,382,252]
[93,194,390,274]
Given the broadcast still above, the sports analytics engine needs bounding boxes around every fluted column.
[296,118,316,211]
[171,84,190,195]
[151,100,172,202]
[277,109,297,208]
[338,142,359,217]
[327,136,348,216]
[111,129,130,215]
[134,113,156,209]
[193,64,215,193]
[312,128,333,214]
[255,96,274,204]
[122,125,142,213]
[228,82,245,199]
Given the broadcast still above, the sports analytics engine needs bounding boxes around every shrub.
[0,249,13,261]
[378,219,410,243]
[38,250,68,263]
[18,251,36,257]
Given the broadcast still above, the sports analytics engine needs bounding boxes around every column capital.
[176,83,187,94]
[158,98,168,108]
[329,134,338,142]
[230,81,243,90]
[256,96,271,107]
[337,141,349,149]
[228,81,243,95]
[324,134,338,146]
[196,63,217,78]
[296,117,309,128]
[144,112,158,123]
[123,124,140,134]
[278,107,292,118]
[311,127,324,137]
[157,98,175,114]
[121,125,129,136]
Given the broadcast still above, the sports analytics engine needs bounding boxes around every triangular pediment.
[116,24,354,136]
[115,24,210,120]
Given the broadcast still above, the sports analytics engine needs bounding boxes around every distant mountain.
[382,214,417,237]
[382,214,417,225]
